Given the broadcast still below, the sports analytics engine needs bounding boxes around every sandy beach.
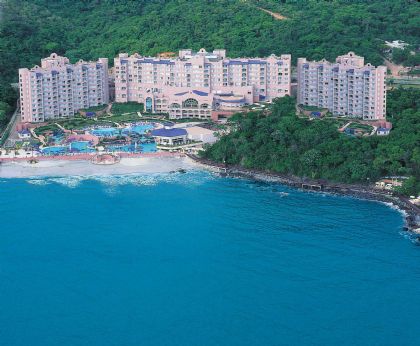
[0,156,199,178]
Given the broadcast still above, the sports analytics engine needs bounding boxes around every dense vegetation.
[0,1,418,191]
[202,89,420,195]
[391,48,420,67]
[111,102,144,115]
[0,0,419,129]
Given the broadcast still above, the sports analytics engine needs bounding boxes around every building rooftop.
[151,128,187,137]
[299,52,383,70]
[185,126,215,136]
[120,49,290,65]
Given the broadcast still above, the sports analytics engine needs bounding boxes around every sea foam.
[24,170,213,190]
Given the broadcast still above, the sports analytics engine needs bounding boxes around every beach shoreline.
[0,154,197,178]
[1,152,418,236]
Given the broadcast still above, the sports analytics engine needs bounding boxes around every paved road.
[0,100,20,147]
[3,107,21,147]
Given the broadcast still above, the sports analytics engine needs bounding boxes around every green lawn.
[111,102,144,115]
[35,117,102,135]
[34,123,60,136]
[348,122,374,132]
[106,113,143,123]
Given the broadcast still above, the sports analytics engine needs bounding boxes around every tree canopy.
[0,0,418,129]
[202,89,420,194]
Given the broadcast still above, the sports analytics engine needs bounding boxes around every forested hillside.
[0,0,419,126]
[201,89,420,194]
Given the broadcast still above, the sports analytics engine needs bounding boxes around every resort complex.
[19,53,109,123]
[6,49,395,162]
[114,49,291,119]
[297,52,387,120]
[17,50,389,125]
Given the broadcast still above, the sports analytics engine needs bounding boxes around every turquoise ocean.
[0,170,419,345]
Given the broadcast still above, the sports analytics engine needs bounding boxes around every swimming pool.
[105,142,157,153]
[105,144,140,153]
[90,123,154,137]
[141,142,157,153]
[41,141,96,155]
[90,127,120,137]
[122,124,154,135]
[69,141,96,153]
[51,134,65,144]
[41,146,68,155]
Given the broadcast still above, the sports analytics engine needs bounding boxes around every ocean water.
[0,170,419,346]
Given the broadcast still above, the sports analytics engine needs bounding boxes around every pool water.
[91,124,154,138]
[42,124,157,155]
[42,142,96,155]
[51,134,65,144]
[105,142,156,153]
[69,141,95,153]
[41,146,68,155]
[123,124,154,135]
[141,142,157,152]
[105,144,141,153]
[90,127,120,137]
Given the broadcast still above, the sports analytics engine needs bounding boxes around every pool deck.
[0,151,183,163]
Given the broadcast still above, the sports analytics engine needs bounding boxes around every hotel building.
[114,48,291,119]
[19,53,109,122]
[297,52,387,120]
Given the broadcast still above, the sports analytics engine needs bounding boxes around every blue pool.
[90,127,120,137]
[42,141,96,155]
[122,124,154,135]
[105,142,156,153]
[90,124,154,137]
[105,144,140,153]
[69,141,95,153]
[141,142,157,152]
[51,134,65,144]
[41,146,68,155]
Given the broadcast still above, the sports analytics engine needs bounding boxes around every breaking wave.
[24,170,216,190]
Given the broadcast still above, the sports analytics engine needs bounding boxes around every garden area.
[33,102,149,136]
[111,102,144,115]
[299,105,325,112]
[322,118,349,129]
[30,101,214,143]
[34,117,102,136]
[343,122,374,136]
[297,104,329,118]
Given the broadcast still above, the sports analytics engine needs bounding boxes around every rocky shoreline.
[187,154,420,237]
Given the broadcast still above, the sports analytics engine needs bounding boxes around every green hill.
[0,0,419,126]
[201,89,420,193]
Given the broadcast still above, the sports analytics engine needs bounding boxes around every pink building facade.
[297,52,387,120]
[114,49,291,119]
[19,53,109,122]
